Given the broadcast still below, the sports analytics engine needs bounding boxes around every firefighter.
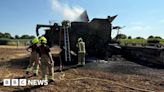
[76,37,86,66]
[37,36,54,81]
[26,38,40,76]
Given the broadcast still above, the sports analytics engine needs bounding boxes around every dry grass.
[0,45,27,48]
[0,46,163,92]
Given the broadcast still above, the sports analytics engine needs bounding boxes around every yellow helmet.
[39,36,47,44]
[78,37,83,42]
[32,38,39,44]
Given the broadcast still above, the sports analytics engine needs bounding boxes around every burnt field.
[0,46,164,92]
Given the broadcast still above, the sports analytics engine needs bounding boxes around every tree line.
[0,32,35,39]
[0,32,163,40]
[116,34,162,39]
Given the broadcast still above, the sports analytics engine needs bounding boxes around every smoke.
[50,0,84,21]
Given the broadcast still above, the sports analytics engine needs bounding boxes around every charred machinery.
[35,14,164,65]
[36,15,117,60]
[121,46,164,65]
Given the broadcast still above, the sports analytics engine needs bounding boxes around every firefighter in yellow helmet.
[37,36,54,81]
[26,37,40,76]
[76,37,86,66]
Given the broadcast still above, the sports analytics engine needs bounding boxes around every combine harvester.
[35,11,164,66]
[36,11,117,61]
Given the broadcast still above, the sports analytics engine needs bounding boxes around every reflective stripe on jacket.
[78,41,86,53]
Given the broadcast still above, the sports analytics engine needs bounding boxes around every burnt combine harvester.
[36,15,117,62]
[36,14,164,65]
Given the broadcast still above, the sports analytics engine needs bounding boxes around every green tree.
[20,34,35,39]
[0,32,3,38]
[4,33,12,39]
[29,35,35,39]
[116,34,127,39]
[154,36,162,39]
[128,36,132,39]
[15,35,20,39]
[148,35,154,39]
[136,37,144,39]
[20,35,30,39]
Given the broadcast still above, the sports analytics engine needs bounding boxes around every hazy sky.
[0,0,164,38]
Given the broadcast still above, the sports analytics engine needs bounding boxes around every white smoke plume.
[50,0,84,21]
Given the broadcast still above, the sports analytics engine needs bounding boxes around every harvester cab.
[36,24,53,36]
[36,23,61,47]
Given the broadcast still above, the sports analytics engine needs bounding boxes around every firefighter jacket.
[77,41,86,54]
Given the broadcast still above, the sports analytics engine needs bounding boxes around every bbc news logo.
[3,79,48,86]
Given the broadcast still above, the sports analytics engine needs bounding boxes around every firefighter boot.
[33,65,39,76]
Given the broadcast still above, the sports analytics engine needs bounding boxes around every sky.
[0,0,164,38]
